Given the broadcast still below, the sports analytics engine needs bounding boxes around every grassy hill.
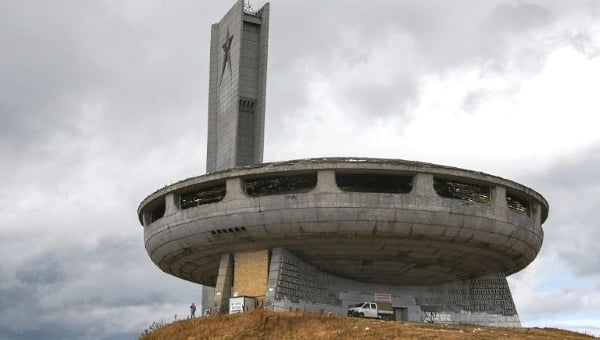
[138,310,595,340]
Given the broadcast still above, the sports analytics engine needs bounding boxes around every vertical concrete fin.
[315,170,340,193]
[494,186,508,209]
[201,285,215,315]
[213,253,234,315]
[413,173,435,197]
[164,193,177,215]
[224,177,246,201]
[206,23,220,173]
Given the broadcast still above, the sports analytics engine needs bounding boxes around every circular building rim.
[138,157,549,224]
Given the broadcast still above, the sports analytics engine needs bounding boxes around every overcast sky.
[1,0,600,339]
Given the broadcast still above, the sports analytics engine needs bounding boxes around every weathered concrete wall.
[139,158,545,325]
[201,285,215,315]
[265,248,520,327]
[206,0,268,173]
[141,161,546,287]
[213,253,233,315]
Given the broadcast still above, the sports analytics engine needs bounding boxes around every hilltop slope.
[139,310,594,340]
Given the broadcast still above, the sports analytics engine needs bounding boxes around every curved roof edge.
[138,157,549,222]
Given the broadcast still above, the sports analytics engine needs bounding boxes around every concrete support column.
[315,170,340,193]
[201,285,215,315]
[494,186,508,210]
[164,193,177,215]
[224,178,246,201]
[493,186,512,221]
[264,248,283,309]
[533,203,542,225]
[213,253,234,315]
[412,173,435,197]
[142,213,150,227]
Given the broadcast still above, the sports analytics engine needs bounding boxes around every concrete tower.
[203,0,269,314]
[206,0,269,172]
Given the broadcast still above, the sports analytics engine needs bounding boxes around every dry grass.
[139,310,595,340]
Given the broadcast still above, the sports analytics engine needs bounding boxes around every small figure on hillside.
[205,307,212,317]
[190,302,196,318]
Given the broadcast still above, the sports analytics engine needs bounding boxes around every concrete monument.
[138,0,548,327]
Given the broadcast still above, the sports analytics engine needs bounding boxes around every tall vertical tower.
[203,0,269,314]
[206,0,270,172]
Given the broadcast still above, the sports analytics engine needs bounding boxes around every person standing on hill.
[190,302,196,318]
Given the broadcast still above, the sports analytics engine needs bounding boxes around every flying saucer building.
[138,0,548,326]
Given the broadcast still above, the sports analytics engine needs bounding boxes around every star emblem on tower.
[220,27,234,86]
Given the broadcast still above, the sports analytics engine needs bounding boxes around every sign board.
[229,296,256,314]
[375,293,393,312]
[374,293,392,303]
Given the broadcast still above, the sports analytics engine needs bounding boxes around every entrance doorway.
[394,307,408,321]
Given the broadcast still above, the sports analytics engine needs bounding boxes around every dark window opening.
[336,173,413,193]
[507,194,530,216]
[239,98,256,113]
[433,178,490,203]
[179,184,226,210]
[211,226,247,235]
[245,174,317,197]
[149,202,165,223]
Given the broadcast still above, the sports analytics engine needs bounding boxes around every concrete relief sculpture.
[219,27,233,86]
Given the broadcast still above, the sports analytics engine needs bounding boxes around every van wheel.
[359,313,364,318]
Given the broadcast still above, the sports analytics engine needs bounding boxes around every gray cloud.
[265,0,599,151]
[522,144,600,278]
[15,255,67,286]
[0,233,200,339]
[1,0,600,339]
[485,2,554,33]
[507,142,600,323]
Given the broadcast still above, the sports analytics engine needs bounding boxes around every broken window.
[336,173,413,194]
[506,193,530,216]
[149,202,166,223]
[245,173,317,197]
[433,178,490,203]
[179,184,226,210]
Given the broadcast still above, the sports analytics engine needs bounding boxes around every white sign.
[374,293,392,302]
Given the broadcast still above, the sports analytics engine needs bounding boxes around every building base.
[210,247,521,327]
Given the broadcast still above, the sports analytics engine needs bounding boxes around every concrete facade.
[206,0,269,173]
[138,0,549,327]
[213,253,234,315]
[266,247,520,326]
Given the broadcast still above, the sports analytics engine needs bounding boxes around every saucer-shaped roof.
[139,158,547,286]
